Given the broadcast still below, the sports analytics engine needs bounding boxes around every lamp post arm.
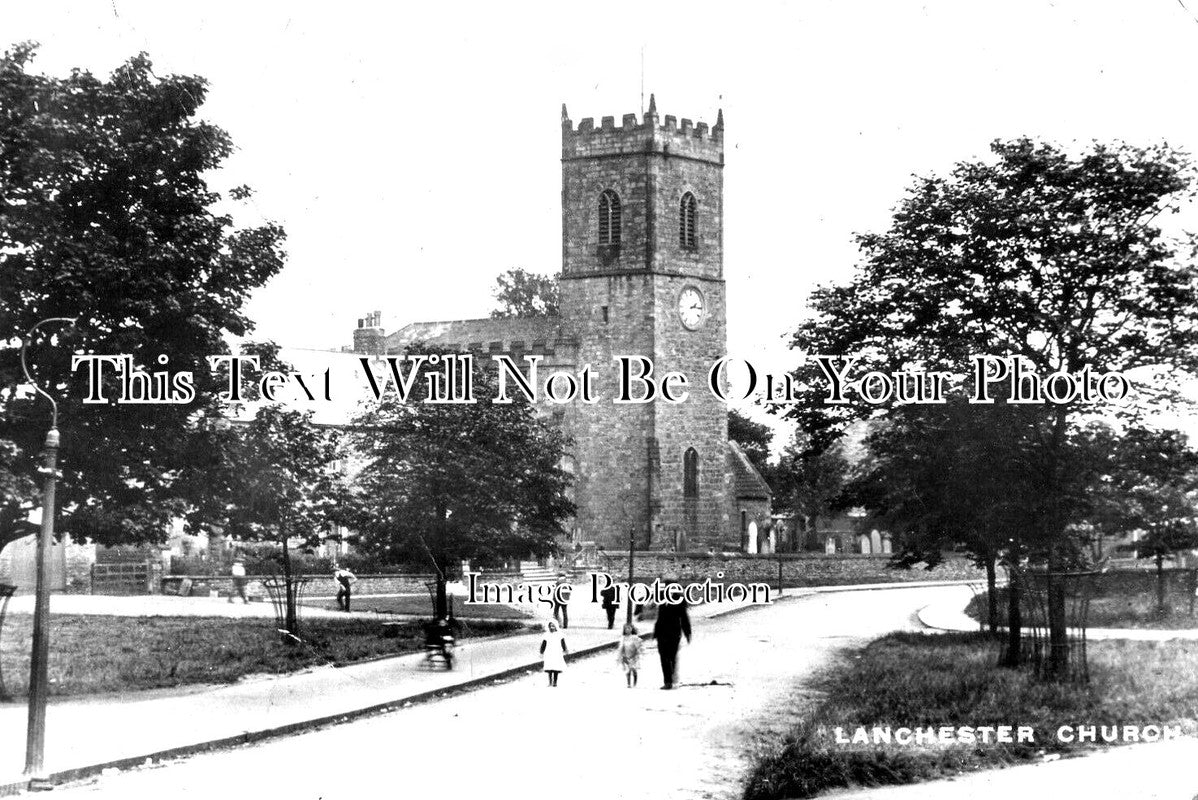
[18,317,77,430]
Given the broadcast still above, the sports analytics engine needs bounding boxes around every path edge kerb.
[5,633,636,794]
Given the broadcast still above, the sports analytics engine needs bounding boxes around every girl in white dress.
[540,620,568,686]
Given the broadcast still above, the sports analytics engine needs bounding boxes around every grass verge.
[744,632,1198,800]
[302,594,533,619]
[0,614,526,698]
[967,572,1198,630]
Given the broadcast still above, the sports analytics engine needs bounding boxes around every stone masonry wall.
[559,274,657,547]
[588,551,987,587]
[559,102,730,552]
[652,273,728,549]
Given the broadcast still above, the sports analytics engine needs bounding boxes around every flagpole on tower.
[640,45,645,114]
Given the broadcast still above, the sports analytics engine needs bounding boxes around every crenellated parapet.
[561,94,723,165]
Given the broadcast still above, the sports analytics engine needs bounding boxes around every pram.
[422,618,455,670]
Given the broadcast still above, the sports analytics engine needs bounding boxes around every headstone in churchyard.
[178,578,193,597]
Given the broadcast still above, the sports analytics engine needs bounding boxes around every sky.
[6,0,1198,439]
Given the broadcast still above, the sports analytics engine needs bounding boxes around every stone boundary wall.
[150,556,984,598]
[162,573,439,597]
[582,551,985,586]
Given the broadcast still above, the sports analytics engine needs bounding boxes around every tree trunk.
[281,536,297,636]
[985,556,998,635]
[1156,554,1167,617]
[1001,572,1022,667]
[435,576,449,620]
[1043,407,1071,677]
[1047,572,1068,678]
[1189,569,1196,617]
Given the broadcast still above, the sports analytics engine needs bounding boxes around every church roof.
[385,316,565,353]
[727,441,772,500]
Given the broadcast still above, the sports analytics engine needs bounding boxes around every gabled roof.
[727,441,772,500]
[386,316,564,352]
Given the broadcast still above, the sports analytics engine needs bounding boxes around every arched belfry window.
[683,447,699,498]
[679,192,697,250]
[598,190,621,246]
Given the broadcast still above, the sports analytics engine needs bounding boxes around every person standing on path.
[653,578,691,689]
[540,620,568,687]
[552,572,571,629]
[600,580,619,629]
[616,623,643,688]
[334,566,356,611]
[228,557,249,604]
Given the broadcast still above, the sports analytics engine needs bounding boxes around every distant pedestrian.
[552,573,571,629]
[334,566,356,611]
[228,557,249,604]
[653,577,691,689]
[600,580,619,629]
[616,623,643,688]
[540,620,568,687]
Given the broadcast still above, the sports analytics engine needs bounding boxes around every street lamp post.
[19,317,75,779]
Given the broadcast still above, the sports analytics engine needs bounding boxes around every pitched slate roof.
[727,441,772,500]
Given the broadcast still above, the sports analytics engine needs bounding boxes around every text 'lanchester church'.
[351,96,771,552]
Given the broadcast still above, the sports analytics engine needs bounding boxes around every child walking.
[616,623,643,688]
[540,620,568,687]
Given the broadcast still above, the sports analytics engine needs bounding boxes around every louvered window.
[683,447,699,497]
[598,190,621,246]
[679,192,697,249]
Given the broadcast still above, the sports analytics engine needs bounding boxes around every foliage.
[793,139,1198,384]
[489,268,559,318]
[847,401,1042,569]
[187,407,344,548]
[1081,425,1198,553]
[0,439,36,551]
[347,347,575,583]
[187,405,347,632]
[785,139,1198,671]
[0,43,286,548]
[770,433,849,543]
[728,409,773,472]
[787,137,1198,549]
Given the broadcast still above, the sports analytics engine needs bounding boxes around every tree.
[0,439,35,553]
[1084,426,1198,615]
[788,139,1198,675]
[847,401,1042,636]
[728,408,780,491]
[192,405,345,635]
[0,44,286,549]
[1136,492,1198,616]
[490,268,559,318]
[772,434,849,551]
[348,348,574,618]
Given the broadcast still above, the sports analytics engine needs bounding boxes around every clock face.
[678,287,705,330]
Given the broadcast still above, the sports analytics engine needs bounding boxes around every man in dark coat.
[600,582,619,629]
[653,579,691,689]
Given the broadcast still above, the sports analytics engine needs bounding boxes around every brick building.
[351,98,771,552]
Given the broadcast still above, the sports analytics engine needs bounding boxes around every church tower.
[559,96,729,551]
